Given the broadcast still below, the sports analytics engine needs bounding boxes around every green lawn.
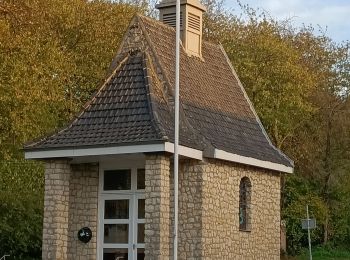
[283,247,350,260]
[297,255,350,260]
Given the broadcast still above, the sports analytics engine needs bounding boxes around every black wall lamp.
[77,227,92,243]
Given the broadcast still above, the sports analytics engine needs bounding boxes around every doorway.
[98,166,145,260]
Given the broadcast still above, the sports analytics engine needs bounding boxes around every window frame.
[239,177,252,232]
[98,159,146,260]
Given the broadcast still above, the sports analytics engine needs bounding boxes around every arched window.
[239,177,251,231]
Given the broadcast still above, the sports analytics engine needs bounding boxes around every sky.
[224,0,350,43]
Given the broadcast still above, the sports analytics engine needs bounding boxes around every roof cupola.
[156,0,206,57]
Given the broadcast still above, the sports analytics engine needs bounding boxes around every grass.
[283,246,350,260]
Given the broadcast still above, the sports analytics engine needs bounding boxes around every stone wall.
[144,154,171,259]
[144,157,205,260]
[178,160,205,260]
[67,163,99,260]
[143,156,280,260]
[42,160,71,260]
[201,159,281,260]
[42,160,99,260]
[42,156,280,260]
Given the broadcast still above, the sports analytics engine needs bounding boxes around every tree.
[0,0,143,258]
[1,0,349,257]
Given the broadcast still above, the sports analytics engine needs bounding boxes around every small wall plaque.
[78,227,92,243]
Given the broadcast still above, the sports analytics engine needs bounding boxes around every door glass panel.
[104,224,128,243]
[138,199,145,219]
[105,200,129,219]
[137,248,145,260]
[104,170,131,190]
[103,248,128,260]
[137,169,145,190]
[101,167,146,259]
[137,224,145,243]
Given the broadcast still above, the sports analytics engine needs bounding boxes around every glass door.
[102,195,131,260]
[135,195,145,259]
[98,168,145,260]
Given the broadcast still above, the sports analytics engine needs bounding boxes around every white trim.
[164,142,202,160]
[214,149,293,174]
[24,142,203,160]
[25,143,293,173]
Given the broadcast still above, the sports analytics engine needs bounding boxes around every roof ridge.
[105,15,146,75]
[137,14,219,47]
[137,14,175,32]
[137,15,174,99]
[142,52,169,141]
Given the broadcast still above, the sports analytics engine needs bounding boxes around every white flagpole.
[174,0,180,259]
[306,205,313,260]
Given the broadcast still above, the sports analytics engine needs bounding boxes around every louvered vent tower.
[156,0,206,57]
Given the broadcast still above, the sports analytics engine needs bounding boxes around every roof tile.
[25,15,292,168]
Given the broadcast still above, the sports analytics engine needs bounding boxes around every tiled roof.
[138,15,292,167]
[25,54,165,149]
[25,14,293,168]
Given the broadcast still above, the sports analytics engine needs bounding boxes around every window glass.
[103,248,128,260]
[137,224,145,243]
[138,199,145,219]
[104,224,128,243]
[239,177,251,231]
[104,170,131,190]
[137,169,145,190]
[137,248,145,260]
[105,200,129,219]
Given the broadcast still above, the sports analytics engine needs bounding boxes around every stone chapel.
[25,0,294,259]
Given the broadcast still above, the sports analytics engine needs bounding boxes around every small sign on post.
[301,205,316,260]
[302,218,316,230]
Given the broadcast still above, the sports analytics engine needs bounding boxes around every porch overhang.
[24,142,203,161]
[24,144,293,173]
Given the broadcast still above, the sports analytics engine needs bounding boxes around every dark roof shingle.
[25,14,293,168]
[25,54,165,149]
[138,15,292,167]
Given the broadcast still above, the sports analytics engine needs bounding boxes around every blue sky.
[224,0,350,42]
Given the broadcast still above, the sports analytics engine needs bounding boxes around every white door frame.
[97,158,145,260]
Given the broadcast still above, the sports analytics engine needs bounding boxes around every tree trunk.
[324,215,329,244]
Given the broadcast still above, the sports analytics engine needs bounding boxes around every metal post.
[306,205,313,260]
[173,0,181,259]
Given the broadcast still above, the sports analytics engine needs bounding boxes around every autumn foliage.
[0,0,349,258]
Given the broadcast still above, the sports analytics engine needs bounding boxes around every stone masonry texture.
[67,163,99,259]
[144,154,171,259]
[144,157,281,260]
[200,159,281,260]
[42,160,99,260]
[42,156,280,260]
[42,160,71,260]
[178,160,204,260]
